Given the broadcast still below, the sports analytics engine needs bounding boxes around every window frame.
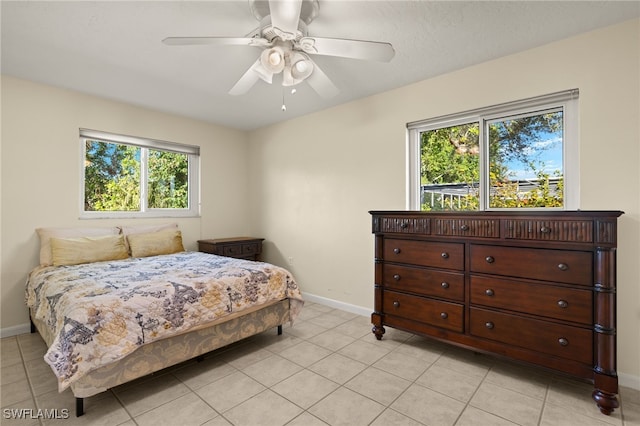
[407,89,579,211]
[79,129,200,219]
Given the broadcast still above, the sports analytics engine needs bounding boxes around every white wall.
[247,19,640,387]
[1,76,250,333]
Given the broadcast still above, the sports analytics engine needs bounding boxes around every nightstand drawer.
[242,243,261,256]
[223,245,243,257]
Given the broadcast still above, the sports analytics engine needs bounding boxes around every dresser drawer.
[470,276,592,324]
[384,239,464,270]
[383,290,464,332]
[383,264,464,301]
[434,218,500,238]
[470,307,592,365]
[505,219,593,242]
[470,245,592,285]
[380,216,430,234]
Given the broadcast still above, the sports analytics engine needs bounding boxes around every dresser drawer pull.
[558,263,568,271]
[393,274,401,281]
[557,300,568,308]
[393,248,401,254]
[393,301,400,308]
[485,289,495,296]
[460,224,469,231]
[441,282,449,289]
[540,226,551,234]
[441,252,449,259]
[485,322,494,329]
[485,256,495,263]
[440,312,448,319]
[558,338,569,346]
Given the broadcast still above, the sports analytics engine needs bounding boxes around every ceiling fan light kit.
[163,0,394,100]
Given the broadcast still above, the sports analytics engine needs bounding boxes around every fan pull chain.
[281,89,286,112]
[281,88,297,112]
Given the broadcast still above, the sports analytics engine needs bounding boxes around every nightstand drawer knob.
[485,256,495,263]
[485,322,494,329]
[393,248,401,254]
[558,338,569,346]
[393,301,400,308]
[441,252,449,259]
[400,222,409,229]
[440,312,448,319]
[557,300,568,308]
[485,289,495,296]
[558,263,568,271]
[540,226,551,234]
[460,224,469,231]
[441,282,449,289]
[393,274,401,281]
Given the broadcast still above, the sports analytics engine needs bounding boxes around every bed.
[25,225,304,416]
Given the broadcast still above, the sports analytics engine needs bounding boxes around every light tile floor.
[1,302,639,426]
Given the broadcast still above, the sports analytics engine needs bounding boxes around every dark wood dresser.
[370,210,623,415]
[198,237,264,261]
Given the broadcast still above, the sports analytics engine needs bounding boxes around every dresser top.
[198,237,264,244]
[369,210,624,218]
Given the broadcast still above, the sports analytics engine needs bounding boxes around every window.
[407,90,579,211]
[80,129,200,218]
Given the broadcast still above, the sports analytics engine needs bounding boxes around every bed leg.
[30,317,36,334]
[76,398,84,417]
[277,325,282,335]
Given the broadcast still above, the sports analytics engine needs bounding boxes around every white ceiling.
[2,1,639,131]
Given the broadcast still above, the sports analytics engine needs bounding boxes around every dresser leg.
[371,313,385,340]
[592,389,619,415]
[372,325,385,340]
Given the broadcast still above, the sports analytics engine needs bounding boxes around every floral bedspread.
[26,251,304,391]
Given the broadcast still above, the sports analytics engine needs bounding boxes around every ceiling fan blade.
[299,37,395,62]
[162,37,270,47]
[229,59,263,96]
[306,60,339,99]
[268,0,302,40]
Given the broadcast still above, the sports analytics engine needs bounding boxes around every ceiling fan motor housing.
[259,16,308,43]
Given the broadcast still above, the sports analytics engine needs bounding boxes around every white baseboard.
[301,292,371,317]
[0,323,31,339]
[302,292,640,391]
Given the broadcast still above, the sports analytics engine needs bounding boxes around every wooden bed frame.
[30,298,293,417]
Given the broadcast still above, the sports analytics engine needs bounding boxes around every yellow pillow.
[37,226,120,266]
[120,222,178,254]
[50,235,129,266]
[127,229,185,258]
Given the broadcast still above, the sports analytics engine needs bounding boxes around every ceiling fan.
[162,0,395,98]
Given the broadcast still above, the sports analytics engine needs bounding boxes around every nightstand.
[197,237,264,261]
